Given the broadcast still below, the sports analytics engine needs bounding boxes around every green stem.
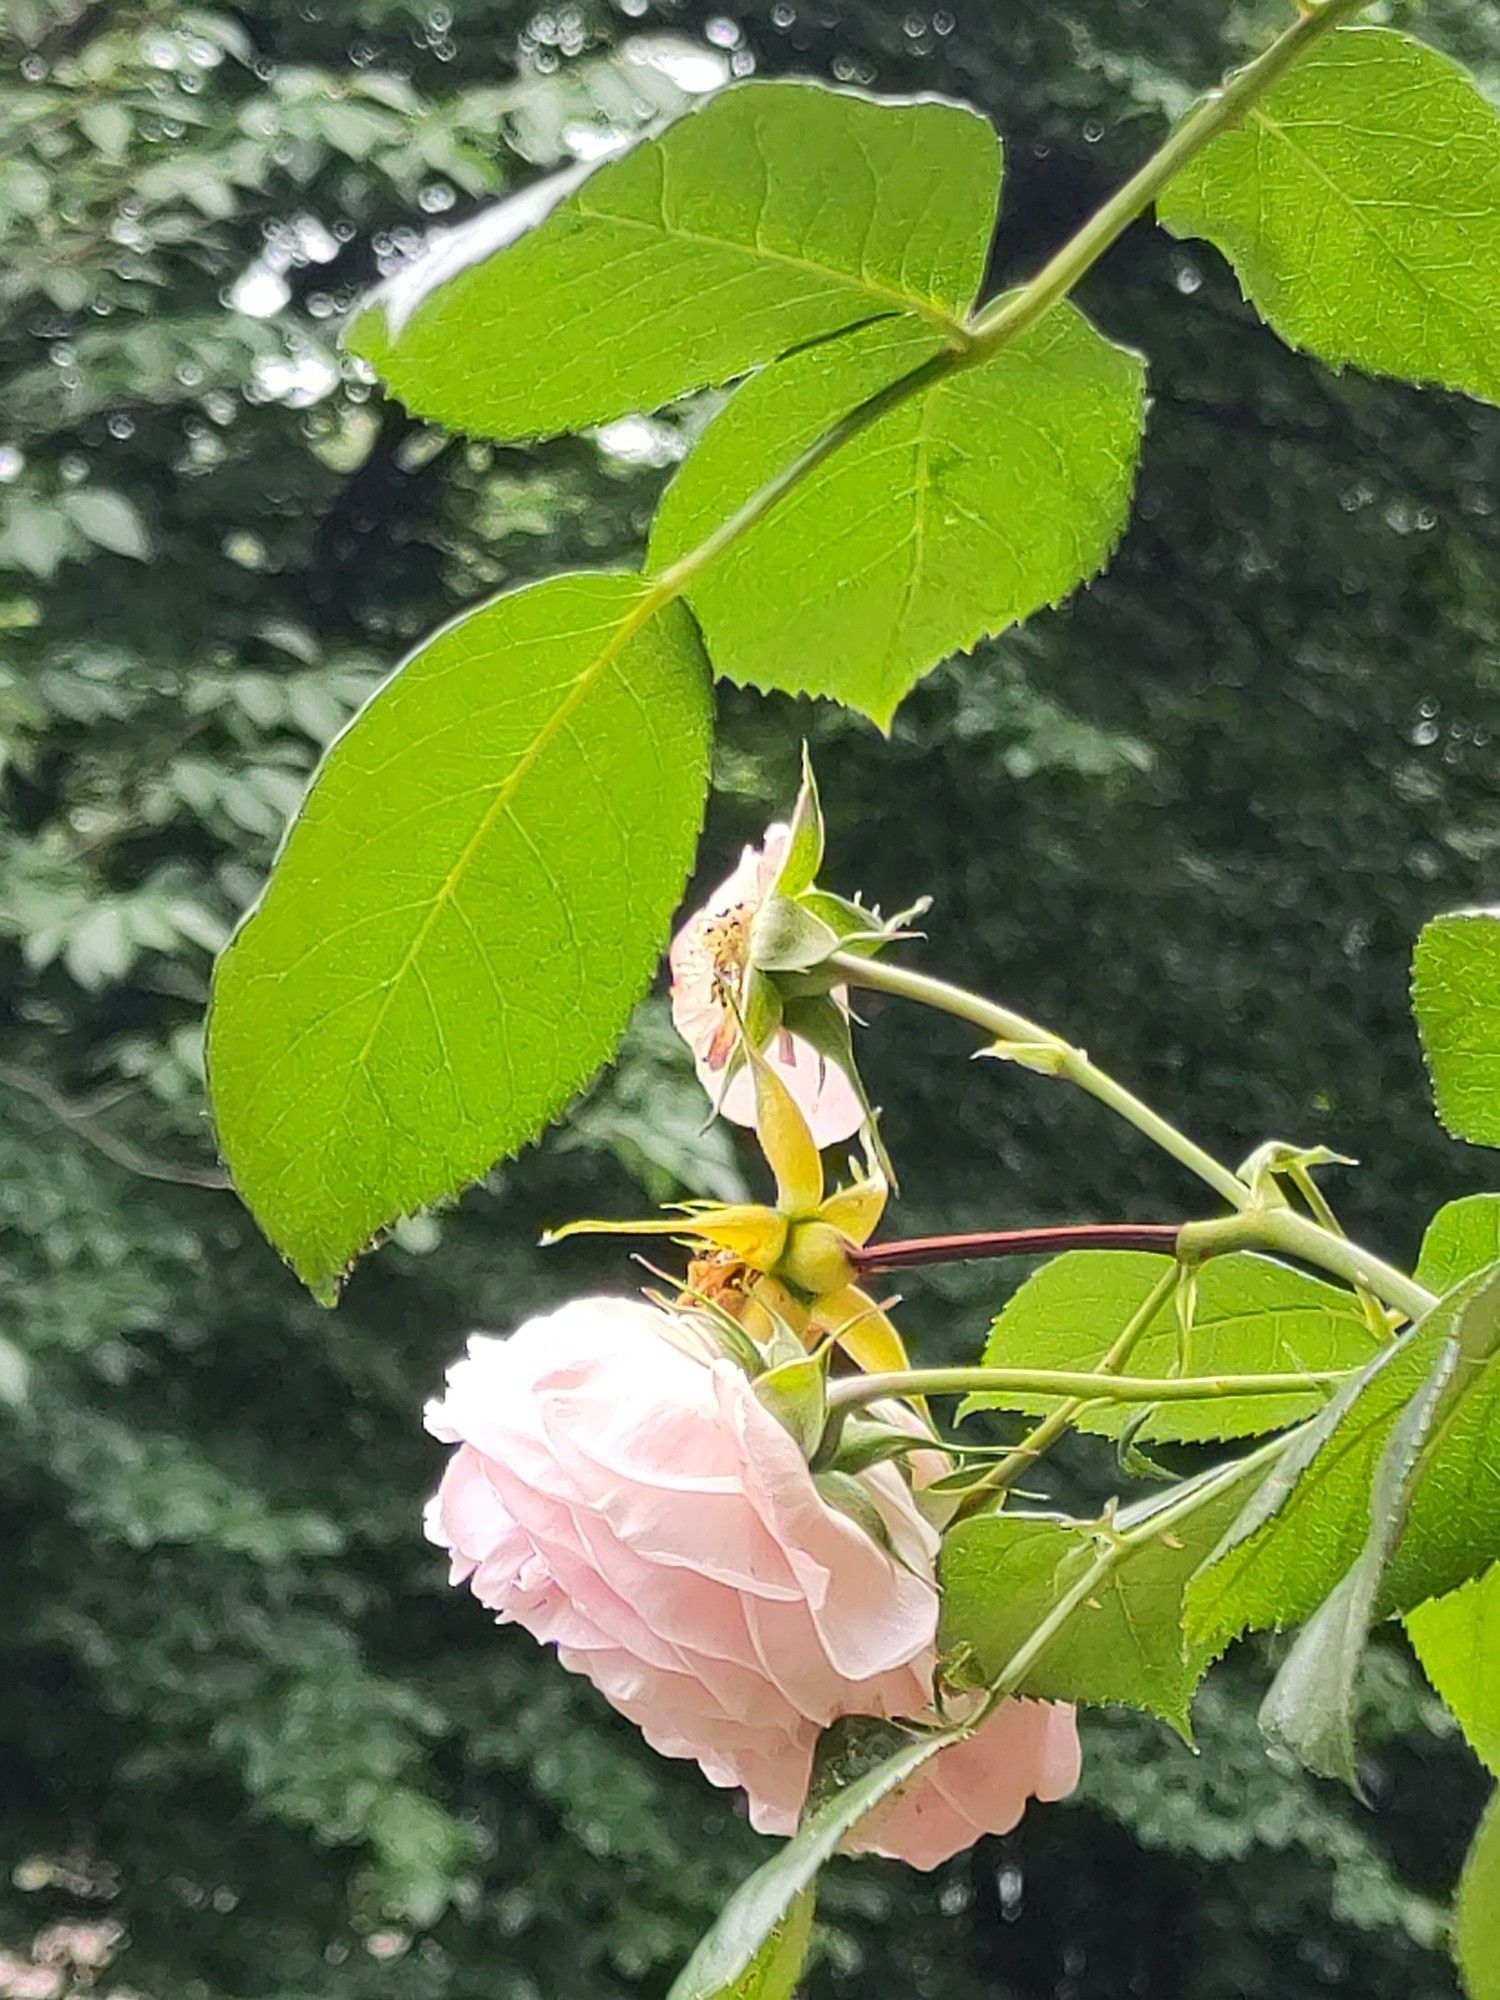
[1253,1207,1437,1326]
[1282,1160,1393,1342]
[834,952,1438,1326]
[965,0,1369,350]
[645,351,958,606]
[1117,1427,1289,1545]
[832,951,1250,1211]
[960,1262,1185,1508]
[826,1362,1345,1414]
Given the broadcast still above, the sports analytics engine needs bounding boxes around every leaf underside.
[208,572,712,1295]
[667,1721,955,2000]
[649,306,1145,727]
[1186,1269,1500,1659]
[1159,26,1500,408]
[348,80,1001,442]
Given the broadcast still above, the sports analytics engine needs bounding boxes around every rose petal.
[424,1296,1079,1853]
[847,1702,1081,1870]
[700,1028,864,1148]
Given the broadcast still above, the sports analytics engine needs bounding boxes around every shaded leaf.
[78,100,132,159]
[1413,912,1500,1147]
[208,572,711,1296]
[61,488,151,560]
[1187,1267,1500,1659]
[0,1332,29,1408]
[648,305,1144,727]
[962,1249,1376,1442]
[939,1459,1264,1735]
[1159,28,1500,407]
[349,81,999,441]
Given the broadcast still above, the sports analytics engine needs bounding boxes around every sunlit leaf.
[1407,1564,1500,1777]
[1418,1195,1500,1295]
[208,572,711,1296]
[648,305,1144,728]
[1413,912,1500,1147]
[1458,1795,1500,2000]
[1159,28,1500,407]
[349,81,999,442]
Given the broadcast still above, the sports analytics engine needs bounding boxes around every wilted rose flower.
[847,1698,1082,1871]
[425,1298,1079,1863]
[426,1297,936,1832]
[669,824,863,1148]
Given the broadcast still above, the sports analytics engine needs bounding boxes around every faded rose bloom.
[425,1297,936,1834]
[425,1298,1080,1864]
[669,824,863,1148]
[847,1699,1082,1872]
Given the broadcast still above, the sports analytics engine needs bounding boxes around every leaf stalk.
[826,1362,1347,1414]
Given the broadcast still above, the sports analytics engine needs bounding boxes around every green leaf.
[1418,1196,1500,1295]
[207,572,712,1296]
[1458,1795,1500,2000]
[939,1460,1264,1735]
[1413,912,1500,1147]
[1186,1267,1500,1659]
[1407,1565,1500,1776]
[1258,1326,1466,1787]
[718,1888,814,2000]
[771,746,824,902]
[1382,1270,1500,1617]
[1158,27,1500,407]
[648,306,1145,728]
[961,1249,1377,1443]
[667,1719,957,2000]
[349,81,999,442]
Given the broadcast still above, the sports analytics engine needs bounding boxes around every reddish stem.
[854,1223,1182,1275]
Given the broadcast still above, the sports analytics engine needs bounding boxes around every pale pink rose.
[847,1699,1082,1871]
[425,1298,938,1834]
[425,1297,1080,1861]
[668,825,863,1148]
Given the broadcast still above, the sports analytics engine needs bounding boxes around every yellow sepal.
[750,1051,825,1215]
[543,1203,789,1270]
[740,1275,813,1347]
[811,1285,912,1376]
[815,1172,888,1248]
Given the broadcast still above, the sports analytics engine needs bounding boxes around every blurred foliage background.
[3,0,1500,1994]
